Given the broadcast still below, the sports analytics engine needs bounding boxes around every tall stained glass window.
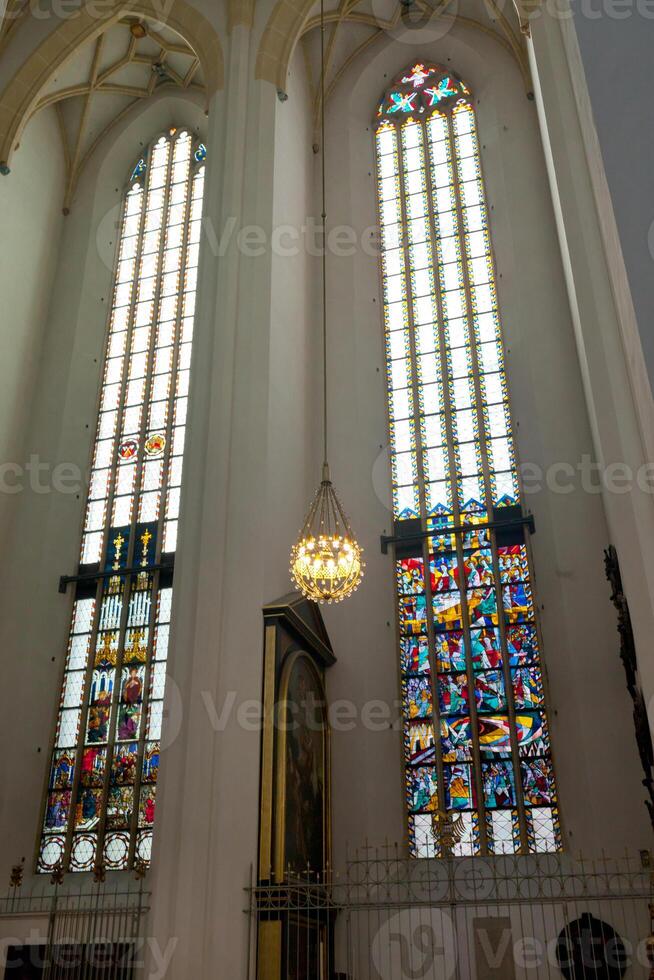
[374,65,561,857]
[38,128,206,873]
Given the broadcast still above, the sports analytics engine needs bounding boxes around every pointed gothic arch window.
[38,127,207,873]
[374,64,561,857]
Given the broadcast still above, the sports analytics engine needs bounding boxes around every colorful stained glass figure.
[389,91,419,114]
[408,767,439,812]
[512,667,543,709]
[522,758,555,806]
[130,158,146,181]
[377,66,559,856]
[435,631,466,672]
[402,64,435,88]
[424,77,459,106]
[438,673,469,715]
[38,129,206,873]
[441,717,472,762]
[445,763,474,809]
[470,629,502,670]
[482,761,516,808]
[406,722,436,765]
[474,671,505,712]
[403,675,433,719]
[401,635,431,674]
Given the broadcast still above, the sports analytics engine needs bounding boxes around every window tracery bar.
[38,128,206,873]
[374,65,561,857]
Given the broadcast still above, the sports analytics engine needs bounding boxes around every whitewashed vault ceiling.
[28,17,205,209]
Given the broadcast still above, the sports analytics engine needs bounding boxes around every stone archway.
[0,0,224,172]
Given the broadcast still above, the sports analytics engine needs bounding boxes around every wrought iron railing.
[247,845,654,979]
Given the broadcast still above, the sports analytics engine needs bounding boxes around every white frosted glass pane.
[379,175,398,201]
[432,163,451,188]
[112,495,133,526]
[385,274,404,304]
[435,185,455,213]
[62,671,85,708]
[438,211,457,238]
[422,414,444,447]
[393,419,412,453]
[163,520,178,553]
[444,290,465,321]
[453,409,475,442]
[390,388,410,422]
[81,527,102,560]
[410,242,430,270]
[386,302,405,331]
[458,158,478,182]
[441,263,460,292]
[412,269,431,298]
[414,296,435,325]
[89,468,110,500]
[421,384,442,416]
[478,341,501,373]
[384,248,403,277]
[459,442,478,476]
[394,452,414,484]
[376,129,396,156]
[425,446,447,481]
[378,153,397,178]
[417,322,437,355]
[85,499,107,532]
[474,284,495,313]
[115,462,136,496]
[451,377,474,411]
[147,701,163,740]
[484,374,503,404]
[490,437,511,471]
[461,181,483,208]
[404,170,424,196]
[457,133,475,158]
[166,487,180,520]
[447,319,467,348]
[470,257,491,285]
[450,348,469,378]
[402,123,421,148]
[139,491,160,522]
[403,146,422,172]
[388,330,407,361]
[390,358,409,390]
[419,353,438,385]
[56,709,81,748]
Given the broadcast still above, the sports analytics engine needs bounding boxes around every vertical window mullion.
[448,109,528,853]
[396,118,447,854]
[423,115,490,850]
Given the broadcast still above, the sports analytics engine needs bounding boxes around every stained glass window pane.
[38,128,206,874]
[375,66,560,858]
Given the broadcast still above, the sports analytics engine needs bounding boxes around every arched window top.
[376,64,472,123]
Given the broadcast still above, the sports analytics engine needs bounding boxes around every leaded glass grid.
[38,127,205,874]
[374,65,561,858]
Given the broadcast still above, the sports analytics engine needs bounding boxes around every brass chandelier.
[289,0,364,604]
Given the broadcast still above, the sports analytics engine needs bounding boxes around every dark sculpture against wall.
[604,545,654,830]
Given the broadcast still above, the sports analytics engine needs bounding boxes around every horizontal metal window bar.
[58,560,174,593]
[380,513,535,554]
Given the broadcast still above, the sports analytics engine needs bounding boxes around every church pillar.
[144,26,282,978]
[528,9,654,729]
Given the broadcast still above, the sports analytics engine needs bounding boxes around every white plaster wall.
[572,10,654,390]
[318,25,650,863]
[0,93,204,880]
[0,106,65,550]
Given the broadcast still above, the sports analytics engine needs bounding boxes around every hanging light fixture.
[290,0,364,604]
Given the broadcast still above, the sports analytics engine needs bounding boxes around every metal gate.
[248,846,653,979]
